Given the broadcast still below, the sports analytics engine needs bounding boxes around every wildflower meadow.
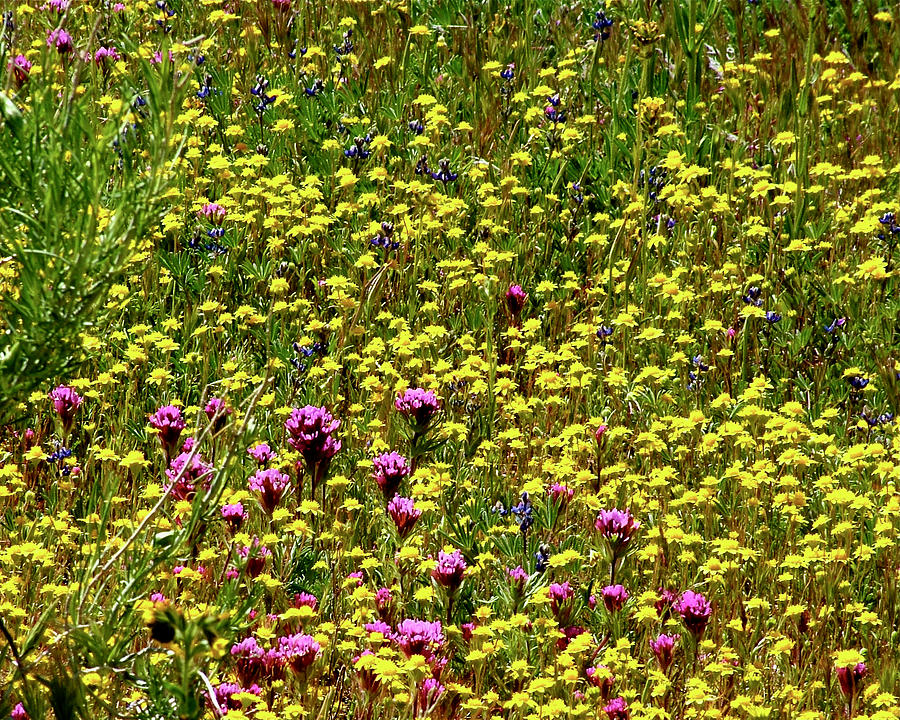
[2,0,900,719]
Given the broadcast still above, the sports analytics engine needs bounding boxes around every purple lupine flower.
[231,637,265,687]
[205,397,231,432]
[836,662,867,699]
[277,633,321,674]
[149,405,185,457]
[431,549,466,590]
[505,284,527,315]
[601,584,629,612]
[249,468,290,514]
[650,633,679,673]
[674,590,712,638]
[393,619,444,659]
[548,482,574,506]
[165,451,213,501]
[238,539,271,578]
[49,385,82,432]
[603,697,630,720]
[372,451,411,500]
[47,28,74,54]
[248,443,276,465]
[387,495,421,538]
[221,502,247,533]
[199,202,227,224]
[594,508,641,554]
[394,388,441,429]
[285,406,342,467]
[586,665,615,700]
[9,55,32,86]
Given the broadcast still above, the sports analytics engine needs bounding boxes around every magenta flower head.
[211,682,260,715]
[601,584,629,613]
[548,482,574,507]
[249,468,290,515]
[248,443,276,465]
[674,590,712,638]
[508,565,528,591]
[505,284,527,315]
[231,636,265,687]
[93,46,120,65]
[199,202,227,225]
[655,587,678,620]
[353,650,381,694]
[149,405,185,457]
[205,397,232,432]
[221,502,246,533]
[165,451,213,501]
[11,703,28,720]
[603,697,630,720]
[291,592,318,610]
[387,495,421,538]
[650,633,679,673]
[285,405,342,467]
[395,388,441,430]
[375,587,394,620]
[595,508,641,555]
[47,28,73,54]
[278,633,321,675]
[9,55,32,86]
[836,662,867,699]
[49,385,82,433]
[594,424,608,444]
[373,451,411,500]
[271,0,291,9]
[549,581,574,617]
[393,618,445,659]
[418,677,445,709]
[238,539,271,578]
[431,549,466,590]
[586,665,615,700]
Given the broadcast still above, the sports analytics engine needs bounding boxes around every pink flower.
[431,549,466,590]
[285,406,342,467]
[9,55,32,86]
[836,662,867,699]
[231,637,265,686]
[165,451,213,501]
[248,443,276,465]
[674,590,712,638]
[548,482,574,506]
[594,424,608,443]
[372,451,410,500]
[393,619,444,659]
[601,584,629,612]
[291,592,318,610]
[47,28,73,54]
[277,633,321,674]
[199,202,227,224]
[49,385,82,432]
[586,665,615,699]
[650,633,679,673]
[505,284,527,315]
[93,46,120,64]
[149,405,185,457]
[221,503,246,533]
[594,508,640,555]
[387,495,421,538]
[603,696,629,720]
[238,539,271,578]
[249,468,290,514]
[394,388,441,429]
[205,397,231,432]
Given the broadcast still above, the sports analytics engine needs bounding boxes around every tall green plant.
[0,50,189,420]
